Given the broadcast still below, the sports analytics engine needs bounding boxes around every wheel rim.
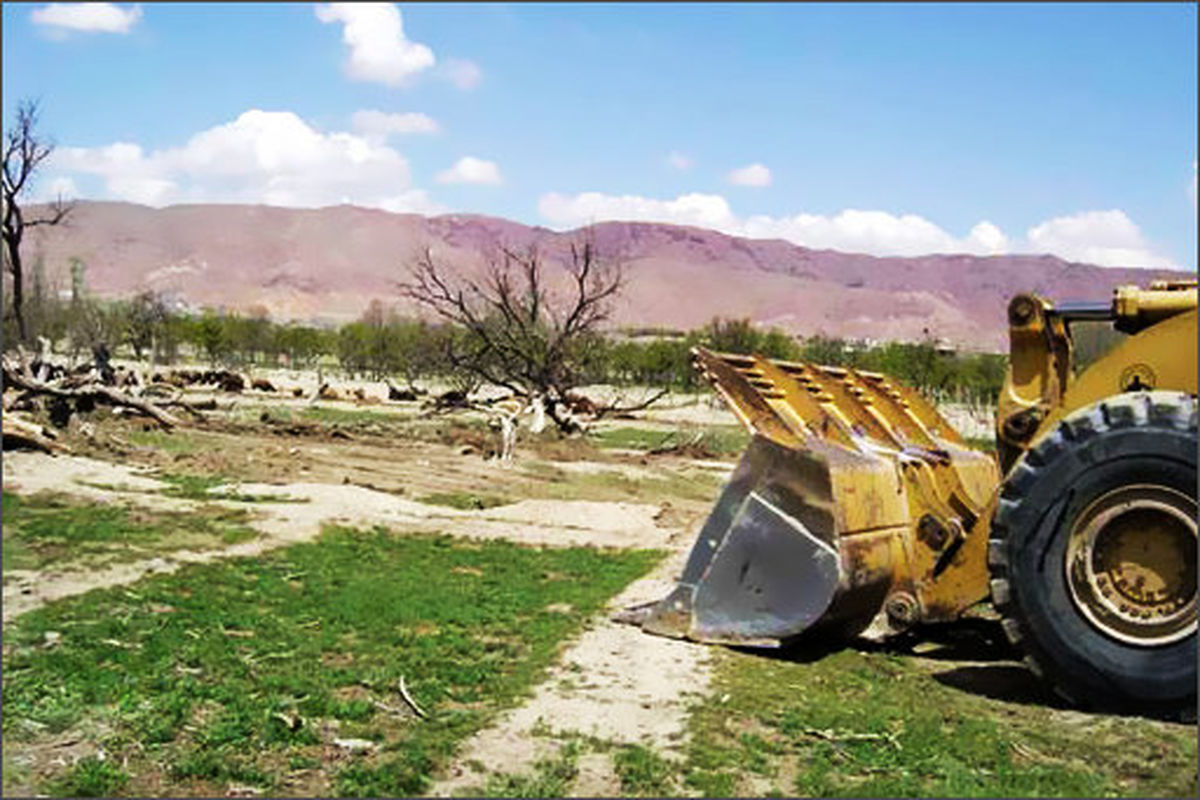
[1066,484,1197,647]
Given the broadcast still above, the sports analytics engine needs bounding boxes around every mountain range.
[22,201,1188,351]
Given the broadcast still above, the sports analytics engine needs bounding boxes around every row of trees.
[2,264,1007,406]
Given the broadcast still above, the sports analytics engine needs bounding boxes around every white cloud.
[378,189,443,214]
[1025,210,1175,269]
[443,58,483,90]
[727,163,772,187]
[351,109,439,138]
[540,192,737,232]
[537,190,1177,267]
[965,221,1010,255]
[740,209,969,256]
[51,108,445,214]
[315,3,434,87]
[666,151,692,171]
[31,3,141,35]
[436,156,502,185]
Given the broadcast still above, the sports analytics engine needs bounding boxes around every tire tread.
[988,390,1197,720]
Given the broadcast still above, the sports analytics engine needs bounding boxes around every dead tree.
[3,100,72,344]
[400,238,624,433]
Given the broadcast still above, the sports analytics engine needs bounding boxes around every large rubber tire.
[988,391,1197,719]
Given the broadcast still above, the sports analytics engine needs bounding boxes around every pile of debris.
[1,341,204,454]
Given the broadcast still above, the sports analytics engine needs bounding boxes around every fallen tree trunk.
[2,356,181,429]
[2,414,70,454]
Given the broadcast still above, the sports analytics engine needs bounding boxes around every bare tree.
[401,238,622,431]
[3,99,72,344]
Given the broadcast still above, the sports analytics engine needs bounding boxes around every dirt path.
[2,452,674,624]
[4,447,715,798]
[429,544,712,798]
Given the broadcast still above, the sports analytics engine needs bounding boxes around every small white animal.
[483,392,546,464]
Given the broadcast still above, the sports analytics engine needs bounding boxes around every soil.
[8,385,1167,798]
[2,401,720,792]
[1,452,677,622]
[429,543,711,797]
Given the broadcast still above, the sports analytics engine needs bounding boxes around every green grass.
[2,526,662,797]
[155,472,229,500]
[50,756,130,797]
[300,405,404,428]
[416,492,513,511]
[590,425,749,456]
[613,743,677,796]
[478,741,582,798]
[681,646,1197,798]
[0,491,258,573]
[522,462,726,505]
[154,472,307,504]
[125,429,202,454]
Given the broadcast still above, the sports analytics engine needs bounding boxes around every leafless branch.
[3,99,73,344]
[399,237,624,432]
[592,387,670,419]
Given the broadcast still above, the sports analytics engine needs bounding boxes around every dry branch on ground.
[1,349,191,451]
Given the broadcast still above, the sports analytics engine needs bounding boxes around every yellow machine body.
[625,281,1197,653]
[997,281,1198,473]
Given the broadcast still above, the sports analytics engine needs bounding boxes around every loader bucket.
[620,347,1001,647]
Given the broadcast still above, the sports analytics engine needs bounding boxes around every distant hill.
[22,201,1188,351]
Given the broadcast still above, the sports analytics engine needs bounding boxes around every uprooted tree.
[401,238,648,432]
[3,99,72,345]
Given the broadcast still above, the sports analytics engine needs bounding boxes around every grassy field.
[476,639,1198,799]
[6,392,1191,799]
[678,645,1196,798]
[1,491,258,574]
[2,524,661,797]
[588,424,750,456]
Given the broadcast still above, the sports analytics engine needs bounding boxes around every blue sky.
[3,2,1196,268]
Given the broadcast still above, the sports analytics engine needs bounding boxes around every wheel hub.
[1066,484,1197,647]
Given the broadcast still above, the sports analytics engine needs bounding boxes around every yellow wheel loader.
[621,280,1197,718]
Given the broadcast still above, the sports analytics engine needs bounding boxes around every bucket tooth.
[624,347,1002,648]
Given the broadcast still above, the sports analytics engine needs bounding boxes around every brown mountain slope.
[21,201,1188,350]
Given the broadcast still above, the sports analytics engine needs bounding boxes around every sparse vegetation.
[124,429,202,454]
[4,367,1188,798]
[147,472,306,504]
[590,424,749,456]
[613,743,677,796]
[1,526,662,797]
[416,491,512,511]
[1,490,257,572]
[50,756,130,798]
[478,740,583,798]
[679,646,1196,798]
